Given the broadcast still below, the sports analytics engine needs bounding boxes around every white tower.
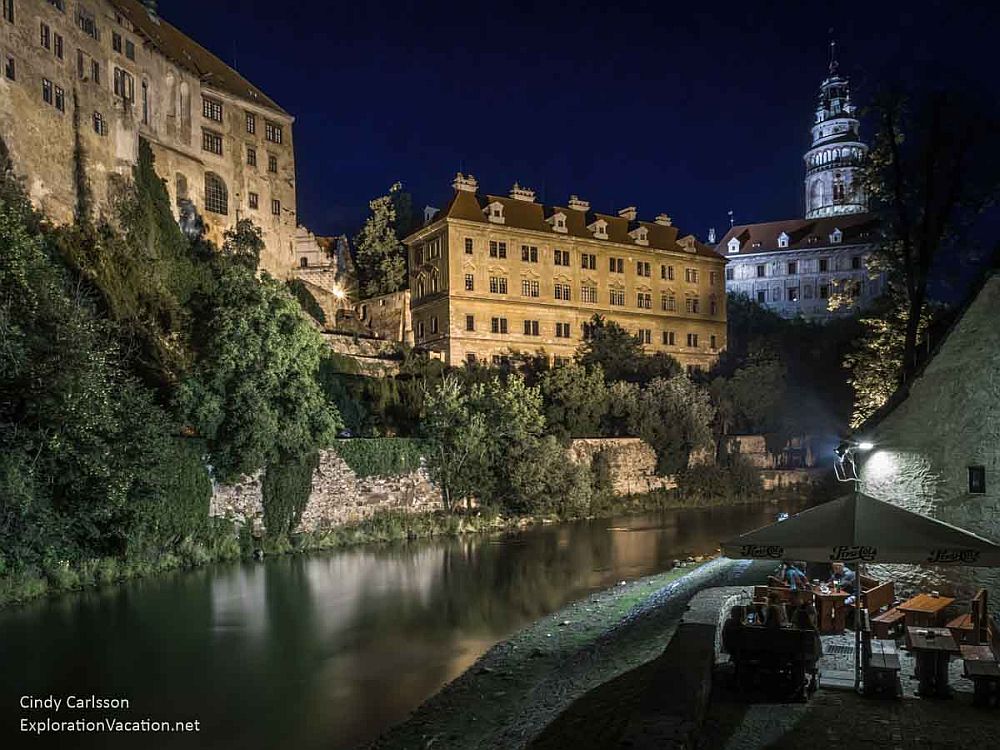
[803,42,868,218]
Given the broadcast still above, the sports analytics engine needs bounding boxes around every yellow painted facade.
[404,176,727,371]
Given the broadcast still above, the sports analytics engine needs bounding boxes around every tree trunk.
[901,283,926,383]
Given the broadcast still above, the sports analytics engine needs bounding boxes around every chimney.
[452,172,478,193]
[568,195,590,212]
[509,182,536,202]
[654,213,672,226]
[617,206,637,222]
[708,227,717,244]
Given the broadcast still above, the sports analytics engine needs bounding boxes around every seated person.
[782,561,809,591]
[829,562,858,604]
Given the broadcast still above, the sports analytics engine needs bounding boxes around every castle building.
[0,0,297,276]
[718,45,883,320]
[403,174,728,371]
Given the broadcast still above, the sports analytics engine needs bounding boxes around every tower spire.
[828,31,838,75]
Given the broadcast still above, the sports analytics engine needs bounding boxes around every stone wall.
[210,448,442,535]
[567,438,675,495]
[861,274,1000,600]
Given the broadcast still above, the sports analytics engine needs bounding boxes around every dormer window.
[630,226,649,246]
[548,211,568,234]
[727,238,740,254]
[486,201,505,225]
[777,232,789,248]
[589,219,608,239]
[752,241,762,249]
[830,228,843,244]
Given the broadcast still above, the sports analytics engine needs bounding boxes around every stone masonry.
[567,437,676,496]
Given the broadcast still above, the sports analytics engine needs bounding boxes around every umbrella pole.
[855,560,862,692]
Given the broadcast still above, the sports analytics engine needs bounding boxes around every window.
[491,317,508,334]
[3,0,14,23]
[247,147,257,167]
[554,249,570,266]
[609,257,624,273]
[662,331,675,345]
[581,322,595,340]
[685,268,699,283]
[581,253,596,270]
[41,23,51,50]
[687,333,699,348]
[112,31,122,53]
[204,173,228,215]
[852,255,862,270]
[113,67,134,101]
[489,276,507,294]
[636,292,651,309]
[201,129,223,155]
[830,228,843,244]
[248,192,259,210]
[48,0,65,9]
[554,283,571,301]
[555,322,570,339]
[465,315,475,332]
[725,267,734,281]
[54,33,63,59]
[787,261,797,275]
[521,279,539,298]
[489,240,507,258]
[610,288,625,306]
[426,238,441,259]
[417,321,424,339]
[581,285,597,303]
[91,59,100,84]
[757,290,766,304]
[464,238,473,254]
[637,329,651,345]
[819,284,830,300]
[464,274,474,291]
[141,81,148,123]
[661,294,676,312]
[661,264,675,280]
[202,96,223,122]
[710,297,718,315]
[246,111,256,134]
[265,120,283,143]
[53,85,64,112]
[125,39,135,61]
[787,287,799,302]
[636,261,651,277]
[465,353,477,365]
[520,245,538,262]
[5,54,15,81]
[42,78,53,105]
[523,320,540,336]
[710,335,717,349]
[430,316,438,334]
[271,199,281,216]
[710,270,719,286]
[77,9,98,39]
[268,154,278,173]
[819,258,829,272]
[756,264,766,278]
[778,232,789,248]
[92,111,106,135]
[686,297,700,314]
[968,466,986,495]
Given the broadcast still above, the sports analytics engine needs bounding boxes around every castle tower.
[803,41,868,218]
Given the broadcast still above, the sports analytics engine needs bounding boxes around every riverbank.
[0,489,807,609]
[369,557,777,750]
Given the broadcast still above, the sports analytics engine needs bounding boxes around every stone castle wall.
[567,438,676,496]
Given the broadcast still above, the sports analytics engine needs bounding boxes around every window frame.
[201,128,223,155]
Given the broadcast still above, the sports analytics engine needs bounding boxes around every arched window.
[204,172,228,215]
[832,172,845,202]
[165,74,176,117]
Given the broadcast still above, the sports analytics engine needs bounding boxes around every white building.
[718,46,883,320]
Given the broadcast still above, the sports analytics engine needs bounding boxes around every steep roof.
[717,213,878,257]
[426,189,723,261]
[112,0,289,116]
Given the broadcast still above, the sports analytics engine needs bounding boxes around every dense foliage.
[353,182,412,297]
[331,438,427,477]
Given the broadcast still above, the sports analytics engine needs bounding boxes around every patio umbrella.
[721,492,1000,692]
[721,492,1000,566]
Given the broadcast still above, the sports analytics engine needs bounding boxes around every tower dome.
[803,41,868,218]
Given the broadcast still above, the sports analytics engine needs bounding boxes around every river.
[0,500,809,749]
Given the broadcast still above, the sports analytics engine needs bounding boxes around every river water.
[0,500,808,750]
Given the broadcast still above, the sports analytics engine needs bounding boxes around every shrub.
[330,438,426,477]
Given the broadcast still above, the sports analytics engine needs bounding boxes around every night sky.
[161,0,999,247]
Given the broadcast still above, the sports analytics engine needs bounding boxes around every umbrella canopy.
[721,493,1000,566]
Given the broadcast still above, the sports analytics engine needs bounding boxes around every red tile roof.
[716,213,878,256]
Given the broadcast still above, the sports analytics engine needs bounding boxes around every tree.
[221,218,264,272]
[628,375,715,475]
[353,182,410,298]
[422,376,489,511]
[537,362,608,442]
[576,314,679,383]
[860,86,1000,384]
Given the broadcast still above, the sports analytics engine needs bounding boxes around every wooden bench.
[872,607,906,639]
[961,614,1000,707]
[862,610,902,697]
[863,581,895,616]
[948,589,988,646]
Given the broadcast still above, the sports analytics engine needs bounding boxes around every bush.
[676,456,763,502]
[262,451,320,537]
[331,438,426,477]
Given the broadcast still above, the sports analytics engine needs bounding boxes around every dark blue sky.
[162,0,998,243]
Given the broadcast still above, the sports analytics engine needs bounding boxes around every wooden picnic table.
[898,593,955,628]
[906,626,958,697]
[961,644,1000,707]
[812,587,849,634]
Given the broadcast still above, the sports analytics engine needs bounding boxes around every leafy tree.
[221,218,265,272]
[538,362,608,441]
[576,315,679,383]
[628,375,715,475]
[422,376,489,511]
[353,182,410,298]
[177,262,340,481]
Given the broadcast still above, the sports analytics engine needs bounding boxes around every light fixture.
[857,441,875,451]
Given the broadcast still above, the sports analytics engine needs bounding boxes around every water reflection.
[0,500,805,750]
